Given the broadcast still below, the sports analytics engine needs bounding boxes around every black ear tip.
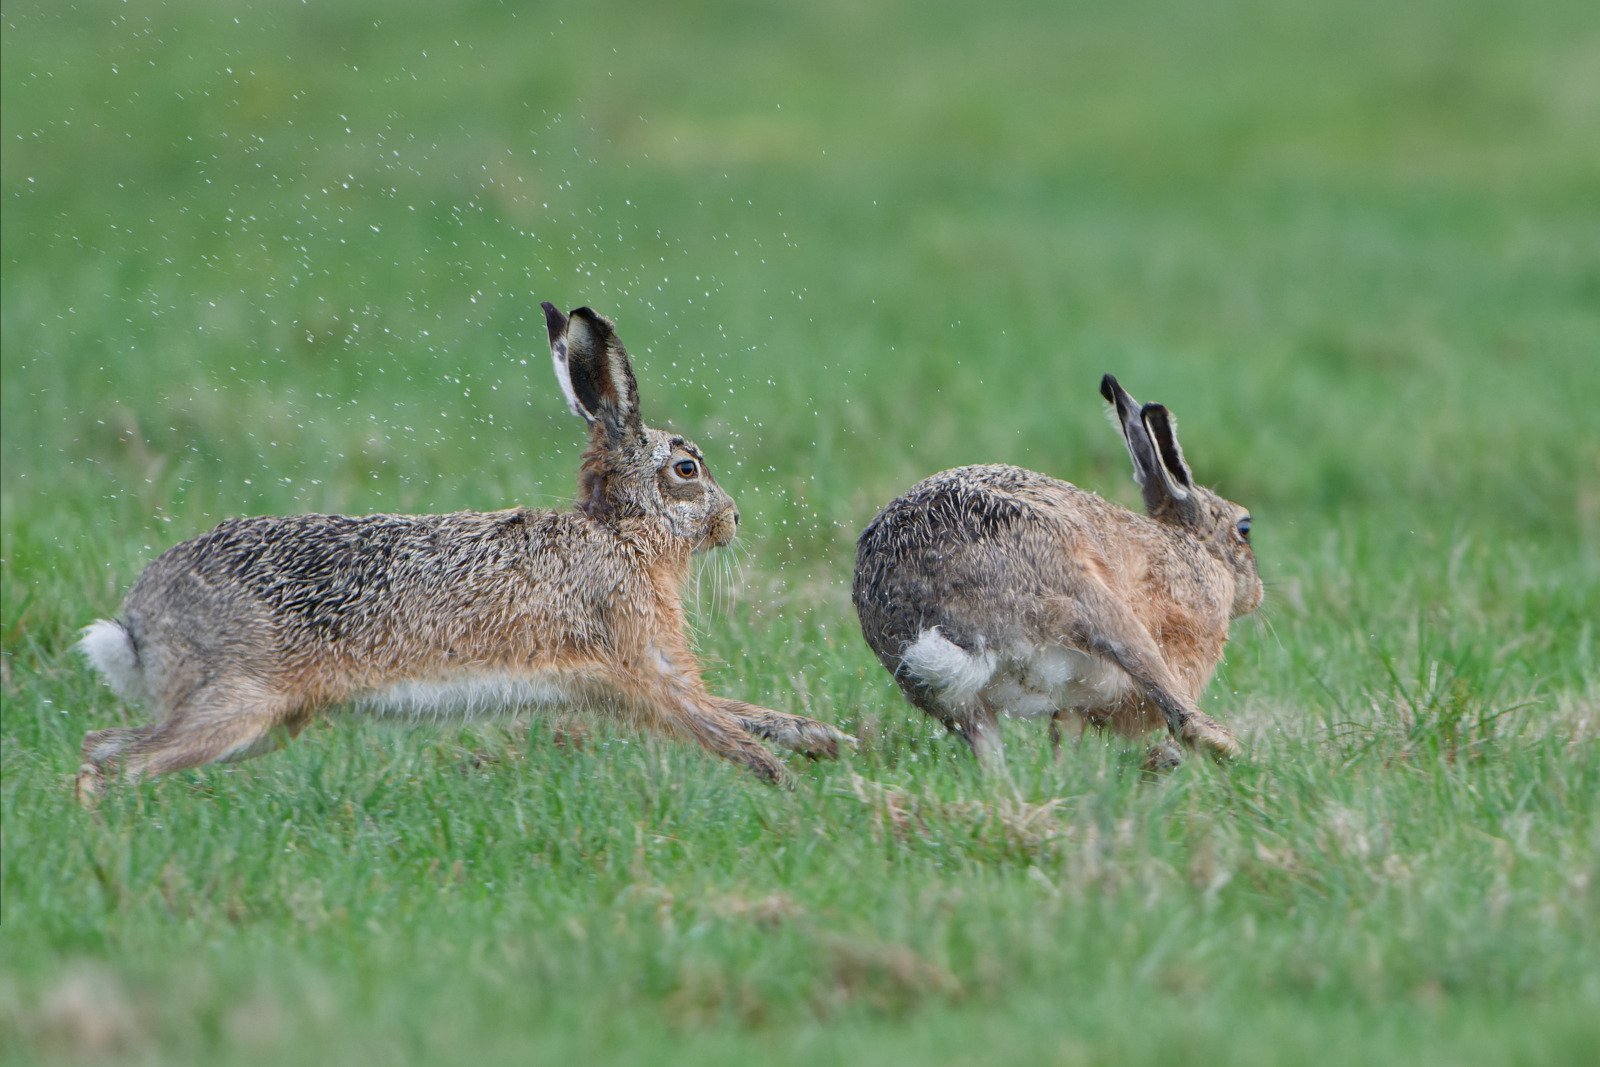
[541,302,568,343]
[1100,374,1119,404]
[568,307,619,346]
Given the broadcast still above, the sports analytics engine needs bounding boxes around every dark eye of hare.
[674,459,698,479]
[1238,517,1252,541]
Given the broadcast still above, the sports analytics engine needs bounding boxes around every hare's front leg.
[713,698,854,760]
[610,668,790,784]
[1062,588,1241,762]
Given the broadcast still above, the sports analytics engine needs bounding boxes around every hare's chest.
[351,671,571,721]
[985,644,1133,720]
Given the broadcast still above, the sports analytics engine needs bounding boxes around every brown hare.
[77,303,850,802]
[853,375,1261,770]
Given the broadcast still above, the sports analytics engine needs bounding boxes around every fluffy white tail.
[78,619,145,703]
[899,627,996,708]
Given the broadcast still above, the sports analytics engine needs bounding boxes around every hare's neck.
[611,517,694,576]
[630,527,695,625]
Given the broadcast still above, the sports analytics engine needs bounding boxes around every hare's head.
[1101,375,1263,618]
[542,303,740,550]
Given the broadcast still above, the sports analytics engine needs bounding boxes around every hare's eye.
[1237,517,1252,541]
[674,459,698,479]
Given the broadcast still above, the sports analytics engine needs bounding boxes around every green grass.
[3,0,1598,1063]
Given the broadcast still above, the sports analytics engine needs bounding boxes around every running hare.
[77,303,849,802]
[853,375,1260,770]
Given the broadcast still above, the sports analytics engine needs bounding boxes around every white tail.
[899,627,996,708]
[78,620,145,703]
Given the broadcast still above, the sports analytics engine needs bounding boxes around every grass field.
[3,0,1598,1063]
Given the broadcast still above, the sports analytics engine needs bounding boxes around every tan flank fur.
[77,303,850,802]
[853,374,1262,770]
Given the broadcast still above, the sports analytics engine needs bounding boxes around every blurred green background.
[3,1,1598,1064]
[6,0,1597,566]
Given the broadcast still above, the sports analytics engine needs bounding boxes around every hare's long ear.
[1139,403,1194,503]
[1101,374,1165,511]
[543,303,643,443]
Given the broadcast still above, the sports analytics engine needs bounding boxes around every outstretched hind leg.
[79,683,308,804]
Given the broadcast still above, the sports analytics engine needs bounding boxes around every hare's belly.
[899,627,1132,718]
[352,671,571,721]
[985,644,1133,720]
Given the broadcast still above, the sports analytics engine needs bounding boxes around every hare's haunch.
[853,375,1260,770]
[77,304,850,802]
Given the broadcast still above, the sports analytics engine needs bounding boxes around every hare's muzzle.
[703,504,740,550]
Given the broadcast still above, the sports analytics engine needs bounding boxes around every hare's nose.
[733,511,741,527]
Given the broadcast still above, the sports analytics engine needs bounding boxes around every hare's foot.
[1143,737,1183,773]
[704,727,791,786]
[952,703,1007,775]
[720,701,854,760]
[1179,714,1241,761]
[75,726,151,807]
[1049,709,1089,757]
[74,761,105,807]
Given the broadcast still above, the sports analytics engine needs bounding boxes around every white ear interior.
[549,335,593,422]
[1141,406,1194,502]
[1106,406,1148,487]
[1155,461,1191,501]
[565,311,596,353]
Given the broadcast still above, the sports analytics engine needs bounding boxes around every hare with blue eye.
[853,375,1261,771]
[77,303,851,802]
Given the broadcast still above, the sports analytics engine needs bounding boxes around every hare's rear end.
[853,375,1261,769]
[78,304,849,802]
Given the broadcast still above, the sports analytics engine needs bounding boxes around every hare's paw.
[1180,715,1241,762]
[1142,738,1183,773]
[74,762,105,808]
[734,708,855,760]
[782,717,856,761]
[727,737,793,786]
[76,725,146,808]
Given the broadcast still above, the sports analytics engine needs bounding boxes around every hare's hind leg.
[1048,709,1088,757]
[714,699,854,760]
[947,699,1006,773]
[99,681,309,786]
[896,680,1006,773]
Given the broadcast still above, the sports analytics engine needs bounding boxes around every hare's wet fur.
[77,304,849,801]
[853,375,1261,769]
